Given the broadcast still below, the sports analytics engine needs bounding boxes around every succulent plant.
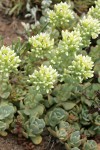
[88,0,100,20]
[89,40,100,62]
[89,39,100,80]
[23,87,43,108]
[16,95,45,144]
[79,105,92,125]
[24,116,45,144]
[48,2,75,30]
[0,46,21,80]
[0,46,21,99]
[29,32,54,61]
[19,101,45,118]
[62,54,94,83]
[52,83,73,102]
[18,87,45,118]
[0,81,12,99]
[56,128,68,141]
[68,131,81,147]
[0,102,16,136]
[56,121,72,141]
[71,147,80,150]
[47,120,73,142]
[50,30,82,73]
[41,0,52,9]
[61,30,82,53]
[0,103,15,119]
[65,131,81,149]
[0,0,100,149]
[94,114,100,126]
[28,65,58,94]
[75,15,100,48]
[45,107,68,127]
[83,140,98,150]
[41,0,52,18]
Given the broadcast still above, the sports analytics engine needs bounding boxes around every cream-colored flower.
[28,65,58,94]
[29,33,54,60]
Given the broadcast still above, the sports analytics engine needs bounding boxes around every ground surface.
[0,12,25,46]
[0,132,66,150]
[0,134,24,150]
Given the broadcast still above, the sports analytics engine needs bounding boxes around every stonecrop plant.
[50,30,83,75]
[48,2,76,30]
[0,0,100,149]
[0,46,21,80]
[75,15,100,47]
[0,46,21,99]
[65,55,94,83]
[28,65,58,94]
[0,102,16,136]
[29,33,54,61]
[88,0,100,20]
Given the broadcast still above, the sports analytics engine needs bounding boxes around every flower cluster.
[64,55,94,83]
[0,46,21,80]
[76,16,100,48]
[28,65,58,94]
[29,33,54,61]
[60,30,82,53]
[50,30,82,72]
[48,2,75,30]
[88,0,100,20]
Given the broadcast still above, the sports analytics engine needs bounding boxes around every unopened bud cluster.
[0,46,21,80]
[61,30,82,53]
[88,0,100,20]
[76,16,100,48]
[28,65,58,94]
[50,30,82,72]
[8,1,100,86]
[29,33,54,60]
[48,2,75,30]
[49,1,100,83]
[66,55,94,83]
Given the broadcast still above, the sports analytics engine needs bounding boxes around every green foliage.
[71,148,80,150]
[0,102,16,136]
[83,140,98,150]
[0,81,12,99]
[89,39,100,83]
[50,30,82,73]
[51,83,73,102]
[0,0,100,149]
[79,105,92,125]
[15,92,45,144]
[45,107,68,127]
[55,121,71,141]
[24,116,45,144]
[89,40,100,62]
[0,46,21,99]
[67,131,81,148]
